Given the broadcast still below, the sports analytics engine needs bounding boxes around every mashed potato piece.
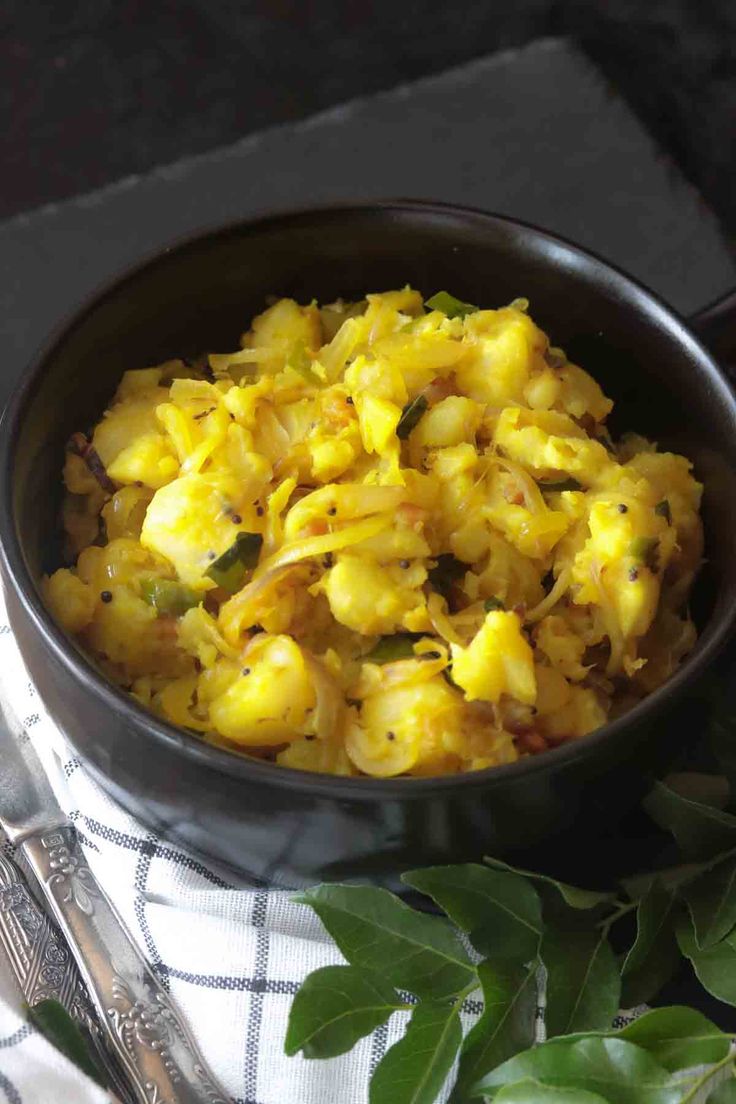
[44,289,703,777]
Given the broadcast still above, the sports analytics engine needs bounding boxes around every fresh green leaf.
[363,633,424,664]
[620,862,709,901]
[205,531,263,593]
[470,1036,682,1103]
[536,478,583,493]
[676,911,736,1005]
[296,884,476,1000]
[403,864,542,961]
[617,1006,730,1072]
[27,999,105,1086]
[452,958,538,1100]
[284,965,403,1059]
[139,578,201,616]
[541,926,620,1037]
[494,1082,608,1103]
[369,1000,462,1104]
[662,772,729,810]
[683,851,736,950]
[643,781,736,861]
[425,291,478,319]
[483,857,613,913]
[428,554,467,601]
[397,395,429,439]
[620,882,679,1007]
[484,597,506,612]
[709,1077,736,1102]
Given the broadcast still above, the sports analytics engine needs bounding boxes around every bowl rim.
[2,196,736,802]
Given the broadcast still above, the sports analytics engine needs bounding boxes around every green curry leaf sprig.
[285,773,736,1103]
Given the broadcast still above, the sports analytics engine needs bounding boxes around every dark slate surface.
[4,1,736,238]
[1,39,735,413]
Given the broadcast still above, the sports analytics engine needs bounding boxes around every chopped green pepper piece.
[363,633,424,664]
[484,596,506,612]
[396,394,428,439]
[140,578,201,616]
[427,553,466,600]
[655,499,672,523]
[536,477,583,492]
[628,536,660,571]
[206,532,263,593]
[424,291,478,319]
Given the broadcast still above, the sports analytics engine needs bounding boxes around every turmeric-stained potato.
[451,610,536,705]
[209,635,315,745]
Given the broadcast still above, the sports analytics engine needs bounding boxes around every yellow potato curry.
[44,288,703,777]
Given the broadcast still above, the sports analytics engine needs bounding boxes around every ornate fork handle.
[22,826,230,1104]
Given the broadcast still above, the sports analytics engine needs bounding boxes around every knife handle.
[22,825,230,1104]
[0,849,134,1102]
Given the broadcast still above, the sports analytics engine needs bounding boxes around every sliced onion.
[426,593,464,645]
[219,564,306,646]
[526,568,571,624]
[254,514,392,580]
[303,651,344,743]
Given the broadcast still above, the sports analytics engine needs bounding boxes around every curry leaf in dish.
[396,394,429,439]
[205,531,263,593]
[424,291,479,319]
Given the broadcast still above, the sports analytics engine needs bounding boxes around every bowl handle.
[689,289,736,368]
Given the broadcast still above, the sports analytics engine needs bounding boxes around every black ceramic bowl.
[2,201,736,889]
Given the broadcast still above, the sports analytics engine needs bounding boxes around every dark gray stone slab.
[1,38,734,412]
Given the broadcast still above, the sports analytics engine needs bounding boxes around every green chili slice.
[205,532,263,593]
[424,291,478,319]
[396,394,429,439]
[140,578,201,616]
[628,536,660,571]
[363,633,424,664]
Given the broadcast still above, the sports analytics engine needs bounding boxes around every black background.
[3,0,736,237]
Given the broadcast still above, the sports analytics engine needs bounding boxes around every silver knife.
[0,848,134,1102]
[0,704,231,1104]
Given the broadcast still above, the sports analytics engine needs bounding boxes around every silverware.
[0,848,133,1102]
[0,704,231,1104]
